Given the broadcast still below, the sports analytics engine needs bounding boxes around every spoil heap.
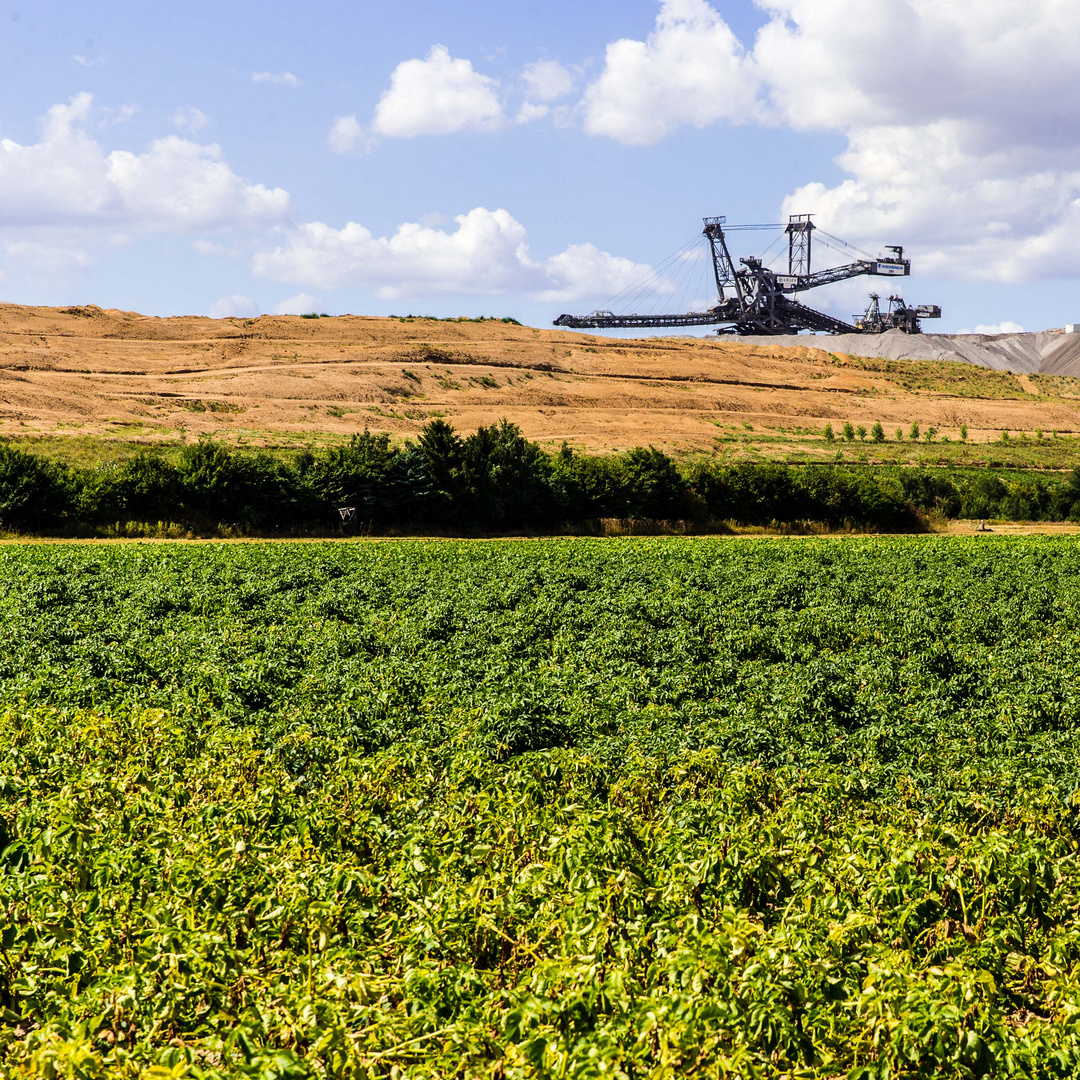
[744,328,1080,374]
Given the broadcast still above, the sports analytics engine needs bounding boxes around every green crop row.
[3,537,1080,1077]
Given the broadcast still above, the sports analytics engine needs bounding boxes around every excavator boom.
[555,215,938,336]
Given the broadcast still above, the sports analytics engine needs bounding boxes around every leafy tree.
[461,419,554,526]
[960,473,1008,519]
[898,470,961,517]
[0,443,72,530]
[307,429,403,526]
[417,419,465,503]
[1057,467,1080,520]
[618,445,689,519]
[553,445,629,520]
[111,450,180,523]
[871,421,885,443]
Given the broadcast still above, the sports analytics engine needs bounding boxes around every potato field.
[4,537,1080,1077]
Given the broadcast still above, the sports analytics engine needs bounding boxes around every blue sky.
[1,0,1078,334]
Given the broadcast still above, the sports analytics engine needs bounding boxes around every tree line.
[1,419,1079,535]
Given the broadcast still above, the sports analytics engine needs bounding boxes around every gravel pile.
[744,328,1080,375]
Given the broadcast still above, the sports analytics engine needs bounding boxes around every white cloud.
[756,0,1080,283]
[107,137,289,232]
[754,0,1080,138]
[956,321,1026,336]
[373,45,505,137]
[581,0,761,145]
[568,0,1080,285]
[173,107,209,135]
[781,122,1080,282]
[327,114,374,155]
[275,292,323,315]
[0,93,290,233]
[252,206,653,302]
[522,60,575,103]
[516,102,549,125]
[253,71,301,87]
[4,238,92,274]
[209,294,260,318]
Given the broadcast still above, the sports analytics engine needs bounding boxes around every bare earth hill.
[2,303,1079,453]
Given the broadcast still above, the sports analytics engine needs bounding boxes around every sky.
[1,0,1078,334]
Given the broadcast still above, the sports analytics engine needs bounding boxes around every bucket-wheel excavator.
[554,215,941,335]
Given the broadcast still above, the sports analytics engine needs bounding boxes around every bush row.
[1,420,1079,534]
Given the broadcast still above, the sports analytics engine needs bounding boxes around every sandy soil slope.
[1,304,1078,452]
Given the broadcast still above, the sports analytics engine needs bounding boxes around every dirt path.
[4,521,1079,545]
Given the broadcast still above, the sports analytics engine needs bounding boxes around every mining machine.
[554,215,941,336]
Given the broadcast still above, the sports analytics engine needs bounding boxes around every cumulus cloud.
[781,122,1080,282]
[252,206,652,302]
[516,102,551,125]
[107,137,289,232]
[373,46,505,137]
[209,294,260,319]
[327,115,374,155]
[754,0,1080,138]
[0,93,289,233]
[253,71,301,87]
[757,0,1080,282]
[581,0,761,145]
[570,0,1080,284]
[275,292,323,315]
[583,0,1080,146]
[521,60,575,103]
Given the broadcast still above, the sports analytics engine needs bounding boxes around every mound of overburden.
[2,303,1080,449]
[746,327,1080,374]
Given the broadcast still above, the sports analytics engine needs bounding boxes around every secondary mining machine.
[554,214,941,336]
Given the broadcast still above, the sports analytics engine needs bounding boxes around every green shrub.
[618,445,689,519]
[0,444,72,530]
